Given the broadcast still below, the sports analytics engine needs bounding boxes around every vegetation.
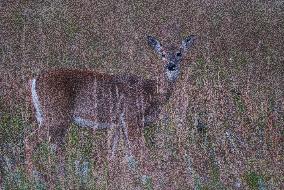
[1,0,283,189]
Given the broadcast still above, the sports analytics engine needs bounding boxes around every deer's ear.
[147,36,163,55]
[180,35,196,52]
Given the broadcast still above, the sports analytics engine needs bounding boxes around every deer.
[24,33,196,187]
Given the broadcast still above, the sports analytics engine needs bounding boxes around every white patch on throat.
[31,78,43,126]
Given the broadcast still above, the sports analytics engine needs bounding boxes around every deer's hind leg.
[25,125,50,182]
[25,124,69,189]
[25,101,70,189]
[43,103,71,187]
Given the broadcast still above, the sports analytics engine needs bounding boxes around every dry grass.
[0,0,283,189]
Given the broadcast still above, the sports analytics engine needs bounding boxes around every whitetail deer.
[25,34,196,185]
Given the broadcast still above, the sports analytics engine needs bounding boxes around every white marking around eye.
[156,42,162,52]
[182,40,187,50]
[31,78,43,126]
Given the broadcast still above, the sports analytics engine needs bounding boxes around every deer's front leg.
[48,125,68,188]
[120,107,154,189]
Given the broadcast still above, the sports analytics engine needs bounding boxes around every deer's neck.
[144,77,175,125]
[156,79,174,105]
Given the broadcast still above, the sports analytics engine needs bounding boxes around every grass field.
[0,0,283,189]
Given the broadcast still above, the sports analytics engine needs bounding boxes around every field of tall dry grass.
[0,0,283,189]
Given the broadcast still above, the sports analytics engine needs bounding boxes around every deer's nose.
[167,64,176,71]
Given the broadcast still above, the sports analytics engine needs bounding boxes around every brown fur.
[24,68,170,188]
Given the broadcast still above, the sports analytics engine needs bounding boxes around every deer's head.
[147,35,196,82]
